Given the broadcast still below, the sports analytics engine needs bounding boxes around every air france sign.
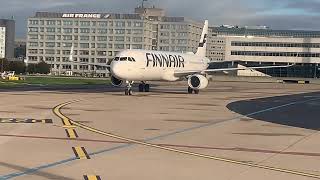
[62,13,110,19]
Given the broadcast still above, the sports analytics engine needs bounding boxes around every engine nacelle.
[188,74,209,90]
[111,76,123,87]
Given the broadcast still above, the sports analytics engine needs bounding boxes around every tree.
[27,61,50,74]
[0,58,10,72]
[8,61,26,74]
[27,63,37,74]
[36,61,50,74]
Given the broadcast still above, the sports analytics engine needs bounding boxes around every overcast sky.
[0,0,320,38]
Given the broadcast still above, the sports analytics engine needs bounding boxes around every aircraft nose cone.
[110,62,122,79]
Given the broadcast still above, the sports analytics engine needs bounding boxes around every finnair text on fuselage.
[146,53,185,68]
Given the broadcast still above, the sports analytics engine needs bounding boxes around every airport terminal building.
[26,7,203,76]
[27,6,320,78]
[207,26,320,78]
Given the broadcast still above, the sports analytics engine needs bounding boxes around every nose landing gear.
[124,81,150,95]
[125,81,134,96]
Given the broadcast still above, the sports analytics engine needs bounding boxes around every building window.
[46,35,55,40]
[231,51,320,58]
[45,57,55,61]
[79,50,89,55]
[62,43,72,47]
[28,49,38,54]
[97,51,107,56]
[47,20,56,25]
[29,27,38,32]
[115,44,124,49]
[80,28,90,33]
[45,49,55,54]
[132,29,143,34]
[80,43,89,48]
[29,42,38,47]
[80,36,90,41]
[115,21,125,27]
[63,20,73,26]
[63,28,73,33]
[28,56,38,61]
[160,24,170,29]
[98,22,108,27]
[97,43,107,48]
[133,37,143,42]
[97,58,107,63]
[132,44,142,49]
[63,35,73,40]
[115,36,125,42]
[29,20,39,25]
[97,36,107,41]
[98,29,107,34]
[29,35,38,40]
[80,21,91,26]
[115,29,125,34]
[80,58,89,62]
[45,42,55,48]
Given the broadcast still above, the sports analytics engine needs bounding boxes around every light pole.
[1,58,3,73]
[315,63,318,78]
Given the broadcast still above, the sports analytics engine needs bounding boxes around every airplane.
[108,20,292,95]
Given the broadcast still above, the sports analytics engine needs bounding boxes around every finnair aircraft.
[68,20,290,95]
[108,20,290,95]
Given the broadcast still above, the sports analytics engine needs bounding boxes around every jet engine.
[188,74,209,90]
[111,76,123,87]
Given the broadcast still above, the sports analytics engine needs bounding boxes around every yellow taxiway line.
[53,100,320,179]
[72,146,90,159]
[83,175,101,180]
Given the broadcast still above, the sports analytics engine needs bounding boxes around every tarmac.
[0,80,319,180]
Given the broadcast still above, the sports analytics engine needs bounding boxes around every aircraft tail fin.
[195,20,208,58]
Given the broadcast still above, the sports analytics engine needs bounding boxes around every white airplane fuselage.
[110,49,210,82]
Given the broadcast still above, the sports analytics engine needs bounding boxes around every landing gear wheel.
[138,84,144,92]
[144,84,150,92]
[128,89,133,95]
[194,90,200,94]
[188,87,193,94]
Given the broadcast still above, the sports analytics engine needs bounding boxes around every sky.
[0,0,320,38]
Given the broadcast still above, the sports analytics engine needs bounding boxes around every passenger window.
[120,57,127,61]
[114,57,119,61]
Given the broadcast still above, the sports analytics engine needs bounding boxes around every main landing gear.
[138,82,150,92]
[125,81,133,96]
[188,86,199,94]
[124,81,150,95]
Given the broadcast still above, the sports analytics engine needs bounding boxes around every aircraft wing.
[69,61,111,67]
[174,64,294,77]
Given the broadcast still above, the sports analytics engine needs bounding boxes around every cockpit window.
[128,57,133,62]
[120,57,127,61]
[131,57,136,62]
[114,57,119,61]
